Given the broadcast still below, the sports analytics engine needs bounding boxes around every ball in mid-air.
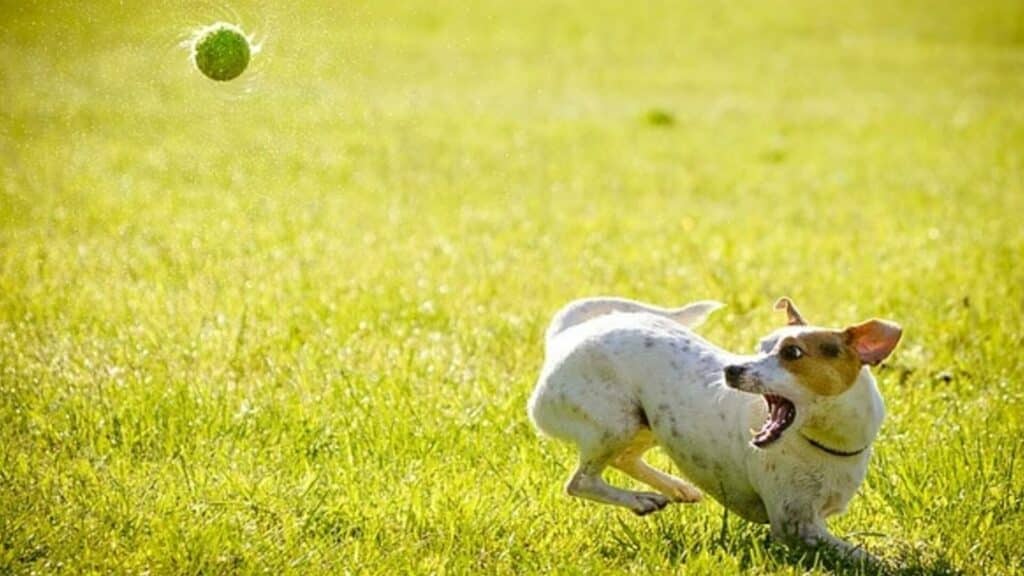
[192,23,251,81]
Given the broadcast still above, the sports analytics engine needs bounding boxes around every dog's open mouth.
[752,394,796,447]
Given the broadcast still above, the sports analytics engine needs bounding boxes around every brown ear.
[774,297,806,326]
[845,319,902,365]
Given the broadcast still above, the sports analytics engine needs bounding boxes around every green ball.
[193,24,251,82]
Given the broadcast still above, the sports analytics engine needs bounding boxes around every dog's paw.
[629,492,670,516]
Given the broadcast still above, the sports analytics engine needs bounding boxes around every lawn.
[2,0,1023,573]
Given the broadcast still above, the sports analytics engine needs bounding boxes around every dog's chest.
[815,455,869,516]
[753,444,870,518]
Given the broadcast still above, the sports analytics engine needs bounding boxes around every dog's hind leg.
[612,443,703,504]
[566,446,671,516]
[534,350,673,515]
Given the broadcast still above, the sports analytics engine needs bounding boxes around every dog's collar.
[800,433,868,457]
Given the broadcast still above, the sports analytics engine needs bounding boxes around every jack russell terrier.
[528,296,901,561]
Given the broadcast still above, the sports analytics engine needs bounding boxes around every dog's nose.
[724,365,745,385]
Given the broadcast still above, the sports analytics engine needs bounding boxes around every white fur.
[528,297,885,561]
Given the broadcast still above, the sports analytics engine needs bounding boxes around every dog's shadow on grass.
[647,516,964,575]
[756,540,964,576]
[727,533,965,576]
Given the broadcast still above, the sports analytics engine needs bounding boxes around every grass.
[2,0,1023,573]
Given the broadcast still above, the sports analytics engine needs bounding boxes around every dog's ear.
[774,297,806,326]
[844,319,902,365]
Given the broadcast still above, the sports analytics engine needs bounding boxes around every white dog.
[528,296,901,560]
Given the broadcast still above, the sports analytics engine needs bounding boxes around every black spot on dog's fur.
[671,340,689,351]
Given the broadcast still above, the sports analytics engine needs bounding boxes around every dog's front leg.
[769,513,877,565]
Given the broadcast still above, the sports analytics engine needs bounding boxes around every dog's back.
[544,297,722,351]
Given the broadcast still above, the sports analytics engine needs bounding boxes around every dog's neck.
[799,368,885,455]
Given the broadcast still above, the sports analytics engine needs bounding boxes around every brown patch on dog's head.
[775,330,862,396]
[775,319,901,396]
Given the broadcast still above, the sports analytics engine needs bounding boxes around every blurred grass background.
[2,0,1023,573]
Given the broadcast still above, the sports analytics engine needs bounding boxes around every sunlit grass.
[2,0,1023,573]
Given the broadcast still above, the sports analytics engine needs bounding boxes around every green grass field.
[2,1,1024,573]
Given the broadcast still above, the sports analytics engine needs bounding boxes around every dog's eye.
[780,345,804,361]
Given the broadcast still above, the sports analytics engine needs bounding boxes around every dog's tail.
[545,297,724,343]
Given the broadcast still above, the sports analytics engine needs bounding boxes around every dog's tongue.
[752,395,795,447]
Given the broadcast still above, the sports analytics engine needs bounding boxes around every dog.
[528,296,901,561]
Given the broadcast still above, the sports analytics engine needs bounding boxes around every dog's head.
[724,298,902,448]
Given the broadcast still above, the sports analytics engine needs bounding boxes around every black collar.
[801,433,868,457]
